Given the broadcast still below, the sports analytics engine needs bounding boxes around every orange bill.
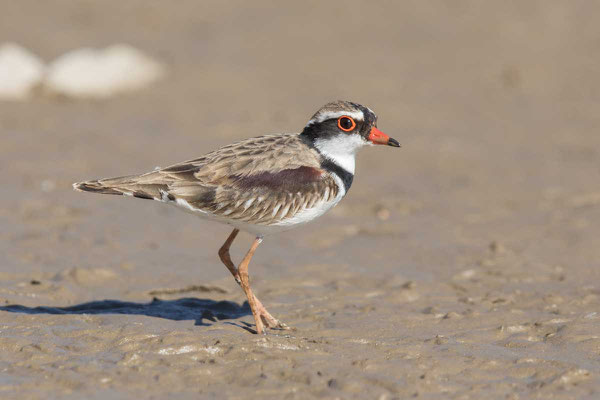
[368,127,400,147]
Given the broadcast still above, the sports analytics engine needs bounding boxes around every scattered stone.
[401,281,416,290]
[428,335,447,345]
[476,258,496,267]
[327,378,340,389]
[374,205,391,221]
[421,306,439,315]
[455,269,476,280]
[489,241,506,254]
[501,324,529,333]
[443,311,461,319]
[515,358,539,364]
[557,368,590,385]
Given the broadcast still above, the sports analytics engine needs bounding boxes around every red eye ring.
[337,116,356,132]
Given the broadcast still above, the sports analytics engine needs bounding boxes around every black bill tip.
[387,137,401,147]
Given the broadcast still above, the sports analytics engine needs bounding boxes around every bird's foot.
[253,299,291,332]
[261,314,291,331]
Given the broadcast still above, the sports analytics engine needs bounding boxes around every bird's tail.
[73,174,166,200]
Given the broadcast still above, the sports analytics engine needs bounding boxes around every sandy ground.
[1,1,600,399]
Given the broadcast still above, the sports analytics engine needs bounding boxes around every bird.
[73,100,400,334]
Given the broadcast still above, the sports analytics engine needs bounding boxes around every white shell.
[0,43,45,100]
[45,44,164,98]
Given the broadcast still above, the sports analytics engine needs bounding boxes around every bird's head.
[300,101,399,173]
[301,100,399,149]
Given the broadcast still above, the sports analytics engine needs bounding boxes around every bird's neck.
[299,132,357,194]
[312,134,365,175]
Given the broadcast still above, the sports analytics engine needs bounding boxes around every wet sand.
[1,1,599,399]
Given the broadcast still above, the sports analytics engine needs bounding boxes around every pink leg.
[218,229,289,333]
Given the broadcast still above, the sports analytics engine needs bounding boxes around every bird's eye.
[337,116,356,132]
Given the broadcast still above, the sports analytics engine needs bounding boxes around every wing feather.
[75,133,340,225]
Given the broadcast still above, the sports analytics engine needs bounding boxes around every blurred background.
[1,1,599,398]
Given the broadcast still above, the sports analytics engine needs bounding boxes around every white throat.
[313,134,367,174]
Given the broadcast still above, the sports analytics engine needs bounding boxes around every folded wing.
[74,134,338,225]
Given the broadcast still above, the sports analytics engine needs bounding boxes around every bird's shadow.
[0,297,253,329]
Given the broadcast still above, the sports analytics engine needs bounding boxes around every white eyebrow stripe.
[306,110,364,126]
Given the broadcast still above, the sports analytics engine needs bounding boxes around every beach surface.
[1,1,599,399]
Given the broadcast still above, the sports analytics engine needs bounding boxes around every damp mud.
[1,2,600,399]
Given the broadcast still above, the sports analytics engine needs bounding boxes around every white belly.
[165,175,347,237]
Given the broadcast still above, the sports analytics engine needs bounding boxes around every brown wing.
[163,134,338,225]
[182,166,340,225]
[161,133,321,184]
[74,134,336,225]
